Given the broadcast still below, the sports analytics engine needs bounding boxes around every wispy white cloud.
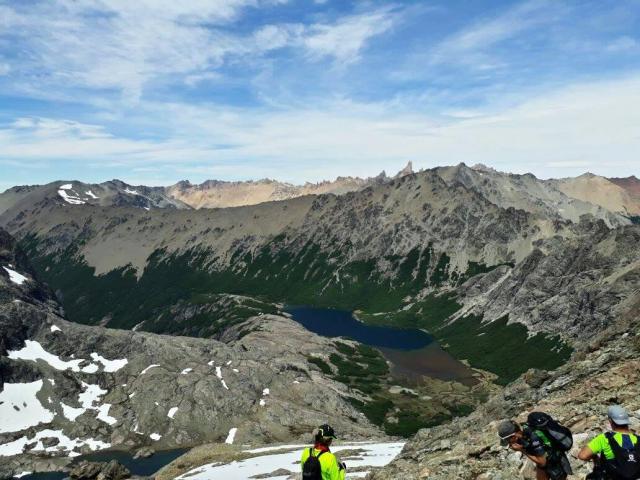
[1,1,397,102]
[302,7,397,65]
[427,0,569,69]
[2,75,639,182]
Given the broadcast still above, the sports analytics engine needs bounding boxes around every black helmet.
[317,424,337,440]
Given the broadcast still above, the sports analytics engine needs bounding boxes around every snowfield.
[7,341,127,374]
[176,442,405,479]
[0,429,110,457]
[0,380,54,434]
[3,266,29,285]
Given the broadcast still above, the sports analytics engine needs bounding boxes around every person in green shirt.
[300,424,346,480]
[578,405,639,478]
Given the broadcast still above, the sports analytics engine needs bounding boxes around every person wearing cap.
[300,424,346,480]
[498,419,564,480]
[578,405,638,464]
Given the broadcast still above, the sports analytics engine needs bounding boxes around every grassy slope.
[310,342,480,437]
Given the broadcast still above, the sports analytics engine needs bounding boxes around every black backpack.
[603,432,640,480]
[302,448,326,480]
[527,412,573,452]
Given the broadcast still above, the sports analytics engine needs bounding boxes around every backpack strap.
[317,450,326,459]
[605,431,628,458]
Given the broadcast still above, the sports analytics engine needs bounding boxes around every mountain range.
[1,163,639,478]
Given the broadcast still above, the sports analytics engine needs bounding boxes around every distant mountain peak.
[395,161,413,178]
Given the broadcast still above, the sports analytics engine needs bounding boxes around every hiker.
[498,414,573,480]
[300,424,346,480]
[578,405,640,479]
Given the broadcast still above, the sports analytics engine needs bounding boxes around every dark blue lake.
[285,306,433,350]
[14,448,188,479]
[286,306,477,384]
[77,448,188,475]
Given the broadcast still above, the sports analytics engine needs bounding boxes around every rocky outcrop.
[70,460,130,480]
[370,294,640,479]
[456,219,640,339]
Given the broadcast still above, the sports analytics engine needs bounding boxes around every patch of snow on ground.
[177,442,405,479]
[124,188,139,195]
[78,382,107,410]
[85,190,99,199]
[168,407,178,419]
[81,363,99,374]
[48,379,55,386]
[150,433,162,441]
[59,184,73,190]
[225,427,237,444]
[50,325,61,333]
[0,380,54,433]
[262,388,270,396]
[95,404,117,425]
[14,471,32,478]
[181,368,193,375]
[207,360,215,366]
[0,429,111,457]
[215,366,229,390]
[58,188,86,205]
[8,341,85,372]
[259,399,266,407]
[140,364,160,374]
[90,352,128,372]
[61,403,85,421]
[3,266,29,285]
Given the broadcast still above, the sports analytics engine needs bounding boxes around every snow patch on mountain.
[8,340,85,371]
[57,188,86,205]
[0,380,54,433]
[3,266,29,285]
[0,429,110,457]
[140,364,160,374]
[215,366,229,390]
[89,352,128,372]
[224,427,237,445]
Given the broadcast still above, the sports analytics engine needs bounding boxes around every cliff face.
[371,293,640,479]
[0,229,384,477]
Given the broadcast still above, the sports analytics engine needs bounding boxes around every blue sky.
[0,0,639,189]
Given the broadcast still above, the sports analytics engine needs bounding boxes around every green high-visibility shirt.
[588,432,639,460]
[300,447,346,480]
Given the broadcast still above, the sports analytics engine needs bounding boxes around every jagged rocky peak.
[394,161,414,178]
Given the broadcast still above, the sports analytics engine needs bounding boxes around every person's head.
[314,424,337,446]
[608,405,631,430]
[498,420,523,447]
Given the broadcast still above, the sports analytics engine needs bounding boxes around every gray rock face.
[70,460,130,480]
[0,229,383,475]
[456,219,640,340]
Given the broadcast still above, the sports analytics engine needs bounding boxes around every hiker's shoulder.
[320,450,340,463]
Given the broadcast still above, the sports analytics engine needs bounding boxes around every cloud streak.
[2,75,639,183]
